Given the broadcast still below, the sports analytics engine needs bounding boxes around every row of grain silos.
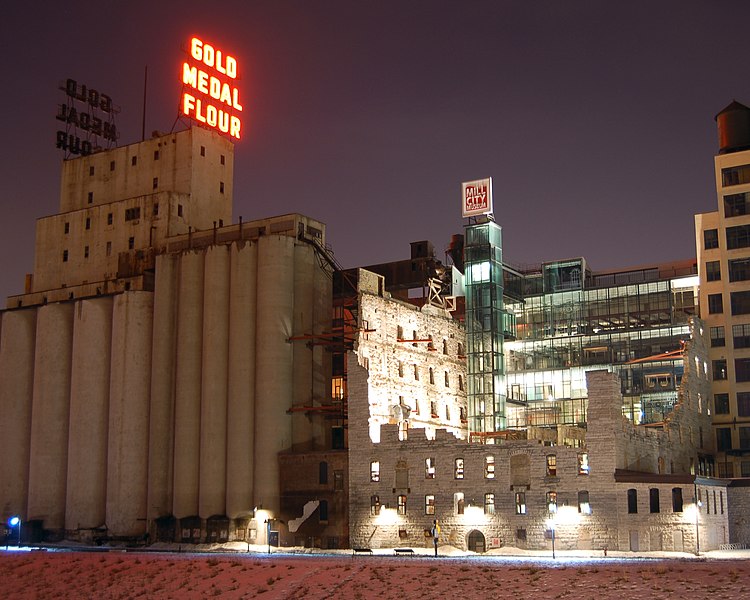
[0,232,331,539]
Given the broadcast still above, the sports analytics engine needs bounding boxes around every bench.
[394,548,414,555]
[352,548,373,555]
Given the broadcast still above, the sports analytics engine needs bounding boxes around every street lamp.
[8,516,21,547]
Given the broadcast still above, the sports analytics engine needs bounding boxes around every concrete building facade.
[0,128,333,544]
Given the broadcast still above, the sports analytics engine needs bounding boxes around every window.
[334,470,343,491]
[397,495,407,515]
[220,154,225,165]
[738,392,750,417]
[414,364,419,380]
[734,324,750,348]
[220,181,225,194]
[725,192,750,217]
[515,492,526,515]
[85,217,90,230]
[444,371,450,387]
[708,293,724,314]
[125,207,141,221]
[459,375,464,391]
[398,421,408,441]
[484,456,495,479]
[730,258,750,282]
[62,250,68,262]
[319,461,328,484]
[722,164,750,187]
[412,330,418,347]
[89,165,95,176]
[546,491,557,514]
[425,495,435,515]
[152,177,158,190]
[153,203,159,216]
[398,362,404,377]
[649,488,660,513]
[672,487,683,513]
[715,393,730,415]
[430,401,438,418]
[87,191,93,204]
[84,245,89,259]
[107,212,113,225]
[704,228,719,249]
[717,427,732,451]
[429,368,434,384]
[425,457,436,479]
[733,291,750,315]
[454,458,464,479]
[706,260,721,281]
[370,495,381,516]
[131,156,137,166]
[458,343,465,356]
[455,493,465,515]
[546,454,557,477]
[578,490,591,514]
[719,462,734,478]
[577,453,589,475]
[713,359,727,380]
[710,326,726,347]
[154,150,160,160]
[727,225,750,250]
[443,339,448,355]
[370,461,380,482]
[627,488,638,514]
[319,500,328,523]
[128,236,135,250]
[178,204,183,217]
[736,358,750,382]
[484,493,495,515]
[397,325,404,339]
[110,161,115,171]
[64,222,69,234]
[740,427,750,450]
[106,241,112,256]
[200,145,206,157]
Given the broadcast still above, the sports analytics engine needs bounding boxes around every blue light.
[8,516,20,528]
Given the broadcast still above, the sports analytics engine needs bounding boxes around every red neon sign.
[181,37,243,140]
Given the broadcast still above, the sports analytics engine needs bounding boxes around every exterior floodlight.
[8,516,20,528]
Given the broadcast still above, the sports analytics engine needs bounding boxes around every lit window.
[485,456,495,479]
[485,493,495,515]
[397,495,407,515]
[454,458,464,479]
[546,454,557,477]
[370,495,380,516]
[515,492,526,515]
[425,457,436,479]
[578,453,589,475]
[546,491,557,514]
[578,490,591,514]
[425,495,435,515]
[370,461,380,482]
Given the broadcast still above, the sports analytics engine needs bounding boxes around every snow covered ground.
[1,543,748,598]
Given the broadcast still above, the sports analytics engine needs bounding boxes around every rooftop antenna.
[141,65,148,141]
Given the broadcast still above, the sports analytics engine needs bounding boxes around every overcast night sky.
[1,1,749,302]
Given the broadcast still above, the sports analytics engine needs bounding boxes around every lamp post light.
[547,502,557,560]
[8,516,21,547]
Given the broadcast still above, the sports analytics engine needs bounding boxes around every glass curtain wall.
[464,220,506,433]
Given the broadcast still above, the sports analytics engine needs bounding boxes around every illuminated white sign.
[461,178,493,218]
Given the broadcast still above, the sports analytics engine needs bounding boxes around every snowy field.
[1,544,749,599]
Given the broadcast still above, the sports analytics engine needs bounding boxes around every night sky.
[2,1,749,302]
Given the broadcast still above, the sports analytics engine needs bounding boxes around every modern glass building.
[463,219,514,434]
[502,258,699,430]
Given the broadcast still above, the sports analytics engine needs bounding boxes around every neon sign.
[181,37,243,140]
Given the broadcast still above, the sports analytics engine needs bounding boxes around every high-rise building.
[696,100,750,478]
